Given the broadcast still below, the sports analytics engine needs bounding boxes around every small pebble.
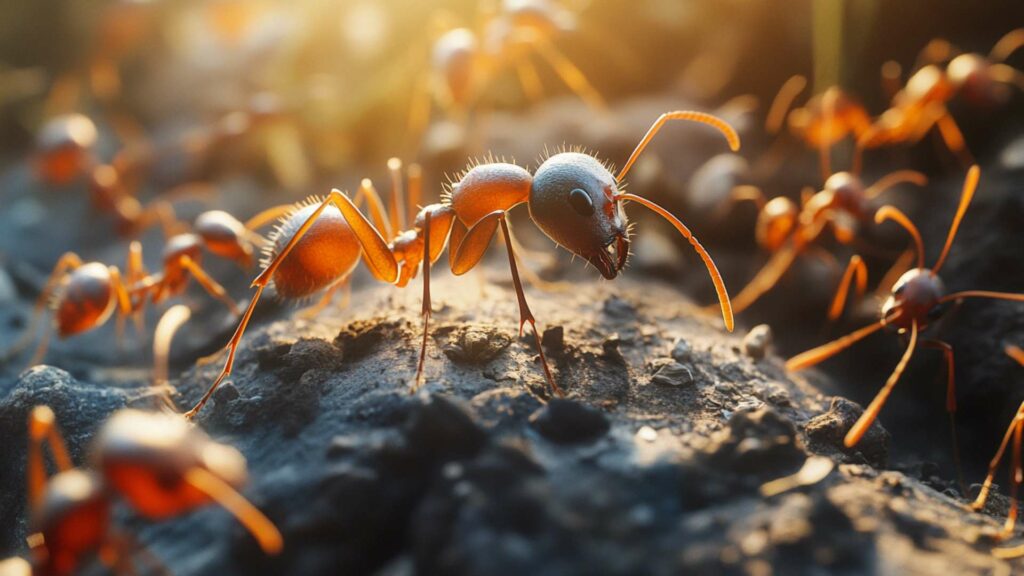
[637,426,658,442]
[743,324,773,359]
[651,362,694,387]
[670,338,693,363]
[541,325,565,351]
[529,399,610,444]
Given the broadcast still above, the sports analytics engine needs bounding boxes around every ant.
[970,344,1024,559]
[854,28,1024,173]
[1,208,275,368]
[409,0,604,150]
[16,405,281,575]
[185,110,739,419]
[763,76,873,180]
[719,90,928,315]
[786,166,1024,462]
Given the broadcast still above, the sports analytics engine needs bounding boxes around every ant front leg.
[177,255,240,316]
[450,210,562,397]
[412,205,456,389]
[27,406,74,508]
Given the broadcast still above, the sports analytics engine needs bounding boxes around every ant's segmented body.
[13,406,280,575]
[186,111,740,418]
[786,166,1024,453]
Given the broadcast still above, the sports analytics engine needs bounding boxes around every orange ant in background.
[14,405,280,575]
[969,345,1024,559]
[855,28,1024,172]
[185,110,739,419]
[1,209,271,368]
[409,0,605,152]
[718,89,928,316]
[786,166,1024,457]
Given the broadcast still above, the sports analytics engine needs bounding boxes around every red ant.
[12,405,280,575]
[786,166,1024,455]
[409,0,604,151]
[185,111,739,419]
[970,344,1024,559]
[719,89,928,315]
[855,28,1024,172]
[0,208,274,368]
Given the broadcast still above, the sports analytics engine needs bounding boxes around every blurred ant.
[786,166,1024,461]
[970,344,1024,559]
[17,405,280,575]
[1,209,271,368]
[185,110,739,418]
[409,0,605,150]
[719,90,927,315]
[763,76,872,180]
[855,28,1024,172]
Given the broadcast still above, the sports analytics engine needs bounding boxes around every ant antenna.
[874,206,925,269]
[933,165,979,274]
[617,111,740,182]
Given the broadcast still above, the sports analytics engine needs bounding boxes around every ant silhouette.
[185,110,739,419]
[11,406,280,575]
[786,166,1024,460]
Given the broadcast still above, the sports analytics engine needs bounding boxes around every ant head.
[528,152,628,279]
[93,410,248,519]
[755,197,798,252]
[54,263,116,338]
[823,171,867,217]
[195,211,254,268]
[947,53,1005,106]
[31,469,110,575]
[35,114,98,185]
[881,268,946,332]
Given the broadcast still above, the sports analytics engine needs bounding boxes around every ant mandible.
[185,111,739,419]
[969,344,1024,559]
[1,208,273,368]
[18,406,281,575]
[786,166,1024,454]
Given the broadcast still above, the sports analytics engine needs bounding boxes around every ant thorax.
[901,65,954,106]
[881,267,946,332]
[823,172,869,219]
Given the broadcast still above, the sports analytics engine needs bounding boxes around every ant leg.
[184,285,266,420]
[972,407,1023,511]
[387,158,408,234]
[844,321,919,447]
[182,467,282,555]
[353,179,393,240]
[991,28,1024,62]
[4,253,83,363]
[765,75,807,134]
[153,305,191,410]
[531,34,607,113]
[126,241,147,335]
[864,170,928,200]
[920,339,967,496]
[499,216,561,397]
[503,217,571,292]
[405,69,434,159]
[786,320,886,372]
[1006,422,1024,536]
[177,256,240,316]
[27,406,73,509]
[450,211,561,396]
[827,254,867,321]
[136,200,185,239]
[515,57,545,103]
[726,245,798,315]
[244,204,299,232]
[934,112,975,167]
[414,211,434,390]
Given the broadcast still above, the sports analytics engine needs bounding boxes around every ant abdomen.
[265,202,361,299]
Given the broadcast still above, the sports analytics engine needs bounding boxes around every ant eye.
[568,188,595,216]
